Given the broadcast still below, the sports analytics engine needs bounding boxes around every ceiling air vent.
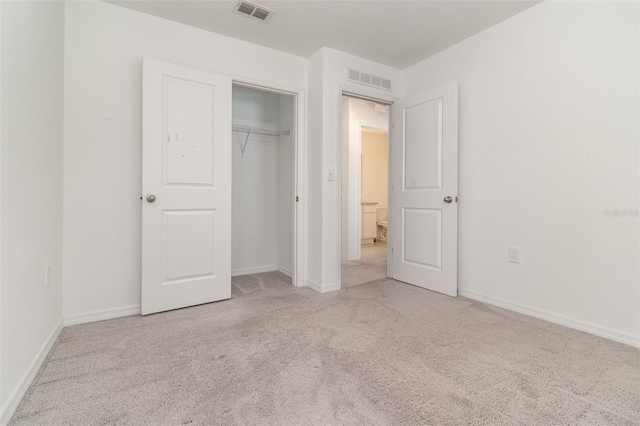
[235,1,275,22]
[347,68,392,92]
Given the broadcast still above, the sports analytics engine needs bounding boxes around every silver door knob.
[444,196,453,204]
[146,194,157,203]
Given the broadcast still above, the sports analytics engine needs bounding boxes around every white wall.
[341,97,389,260]
[63,0,307,320]
[0,0,64,421]
[232,86,279,275]
[403,1,640,344]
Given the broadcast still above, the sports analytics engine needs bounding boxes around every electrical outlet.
[45,263,51,287]
[508,247,521,264]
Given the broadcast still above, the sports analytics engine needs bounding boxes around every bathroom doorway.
[340,94,390,288]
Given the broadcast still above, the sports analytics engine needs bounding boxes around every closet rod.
[232,124,290,137]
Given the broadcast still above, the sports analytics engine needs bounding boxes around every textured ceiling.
[105,1,540,69]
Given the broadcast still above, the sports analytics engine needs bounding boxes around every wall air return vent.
[347,68,392,92]
[235,1,275,22]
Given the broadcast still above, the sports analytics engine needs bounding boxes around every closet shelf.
[232,124,290,137]
[233,124,291,157]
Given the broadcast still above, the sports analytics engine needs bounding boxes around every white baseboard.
[64,304,141,327]
[277,266,292,278]
[306,279,339,294]
[341,254,360,261]
[0,319,63,426]
[320,282,339,293]
[458,289,640,348]
[67,266,290,327]
[306,279,322,293]
[232,265,278,277]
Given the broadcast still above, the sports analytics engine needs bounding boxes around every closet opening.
[340,94,391,289]
[231,83,297,289]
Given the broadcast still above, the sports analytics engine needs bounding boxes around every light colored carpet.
[341,242,387,288]
[10,272,640,425]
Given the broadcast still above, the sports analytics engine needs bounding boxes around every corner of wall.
[305,48,325,287]
[0,320,63,425]
[0,0,66,421]
[305,279,339,294]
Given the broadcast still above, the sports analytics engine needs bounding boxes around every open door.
[391,83,458,296]
[141,57,232,315]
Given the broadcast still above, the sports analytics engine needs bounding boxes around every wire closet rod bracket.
[232,124,291,157]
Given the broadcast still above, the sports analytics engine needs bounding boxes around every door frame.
[226,72,307,288]
[336,85,396,290]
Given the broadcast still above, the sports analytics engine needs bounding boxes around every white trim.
[459,289,640,348]
[233,265,292,277]
[307,279,340,294]
[342,254,359,261]
[353,121,362,261]
[277,266,292,278]
[293,88,307,290]
[338,82,397,106]
[306,279,322,293]
[341,254,360,261]
[0,319,63,426]
[64,305,141,327]
[320,282,340,293]
[232,265,278,277]
[225,72,303,97]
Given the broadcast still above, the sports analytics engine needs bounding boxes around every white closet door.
[141,57,232,315]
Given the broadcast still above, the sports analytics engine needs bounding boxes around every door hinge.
[295,196,299,202]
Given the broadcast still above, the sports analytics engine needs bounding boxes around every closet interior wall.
[232,85,294,277]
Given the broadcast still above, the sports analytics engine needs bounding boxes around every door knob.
[443,196,453,204]
[146,194,157,203]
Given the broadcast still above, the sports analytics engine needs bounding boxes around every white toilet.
[376,208,388,242]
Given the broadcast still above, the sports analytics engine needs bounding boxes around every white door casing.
[142,57,232,315]
[391,83,458,296]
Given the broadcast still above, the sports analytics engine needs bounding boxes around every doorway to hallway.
[341,241,387,288]
[340,95,390,288]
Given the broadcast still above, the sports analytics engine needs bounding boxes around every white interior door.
[141,57,232,315]
[391,83,458,296]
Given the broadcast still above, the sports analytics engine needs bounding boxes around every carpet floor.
[341,242,388,288]
[10,272,640,425]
